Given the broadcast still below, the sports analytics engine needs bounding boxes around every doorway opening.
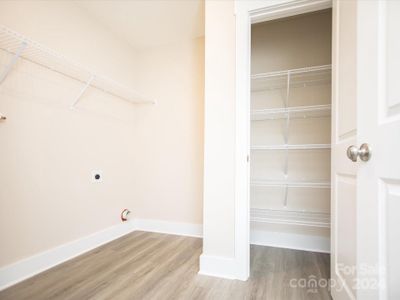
[248,8,333,288]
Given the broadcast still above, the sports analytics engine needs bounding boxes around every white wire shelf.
[251,104,331,121]
[251,143,331,150]
[0,25,156,108]
[251,65,331,92]
[251,207,330,228]
[251,64,332,80]
[251,180,331,189]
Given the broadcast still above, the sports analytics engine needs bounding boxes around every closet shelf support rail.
[0,40,26,85]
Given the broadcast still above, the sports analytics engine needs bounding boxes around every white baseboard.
[0,218,202,291]
[0,220,329,290]
[0,221,135,291]
[133,218,202,238]
[198,231,329,281]
[250,230,330,253]
[198,254,238,279]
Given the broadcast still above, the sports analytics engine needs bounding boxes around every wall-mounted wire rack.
[251,64,331,80]
[251,144,331,150]
[250,208,330,228]
[251,65,331,92]
[251,180,331,189]
[0,25,156,109]
[251,104,331,121]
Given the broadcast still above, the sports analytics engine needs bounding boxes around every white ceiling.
[75,0,205,50]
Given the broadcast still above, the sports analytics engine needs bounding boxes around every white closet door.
[332,0,400,299]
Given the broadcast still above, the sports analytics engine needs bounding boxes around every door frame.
[234,0,333,280]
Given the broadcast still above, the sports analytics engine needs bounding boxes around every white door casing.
[235,0,332,281]
[236,1,400,296]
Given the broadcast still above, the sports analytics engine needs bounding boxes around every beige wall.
[130,38,205,224]
[0,1,204,268]
[202,0,236,258]
[0,1,141,85]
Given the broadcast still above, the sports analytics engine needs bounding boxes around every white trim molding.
[133,219,202,238]
[0,214,329,291]
[234,0,333,281]
[0,221,135,291]
[198,255,238,279]
[251,230,330,253]
[244,0,332,24]
[0,219,202,290]
[0,219,202,291]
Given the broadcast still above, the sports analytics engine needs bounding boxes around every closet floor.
[0,231,331,300]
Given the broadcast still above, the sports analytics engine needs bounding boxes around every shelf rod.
[0,41,27,85]
[70,74,95,108]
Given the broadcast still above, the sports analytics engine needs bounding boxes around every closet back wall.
[0,0,204,269]
[251,10,332,73]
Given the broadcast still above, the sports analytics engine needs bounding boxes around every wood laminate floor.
[0,231,331,300]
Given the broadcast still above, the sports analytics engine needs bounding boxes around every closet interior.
[250,10,332,252]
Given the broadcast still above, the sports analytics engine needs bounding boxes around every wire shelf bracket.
[70,74,95,109]
[283,71,291,207]
[0,41,27,85]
